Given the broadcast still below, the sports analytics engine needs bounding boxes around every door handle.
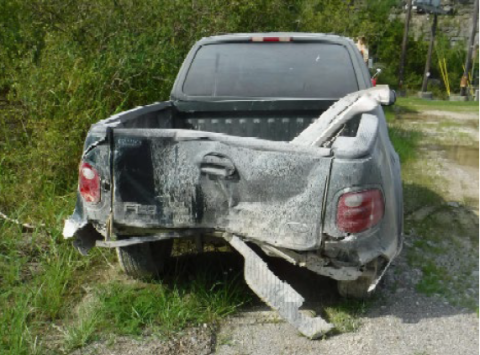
[200,154,236,179]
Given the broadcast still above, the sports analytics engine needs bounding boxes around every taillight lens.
[337,189,384,233]
[79,162,101,204]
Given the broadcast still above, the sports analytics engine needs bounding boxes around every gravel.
[215,255,479,355]
[71,326,216,355]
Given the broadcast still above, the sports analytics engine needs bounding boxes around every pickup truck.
[63,33,403,338]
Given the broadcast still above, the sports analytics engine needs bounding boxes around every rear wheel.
[116,239,173,279]
[337,259,378,299]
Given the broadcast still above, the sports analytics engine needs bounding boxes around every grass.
[0,218,105,354]
[324,300,368,334]
[60,270,249,352]
[415,261,450,296]
[395,97,479,113]
[405,202,479,309]
[0,211,251,354]
[387,126,422,164]
[387,100,479,310]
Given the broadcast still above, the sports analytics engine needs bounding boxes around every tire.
[116,239,173,279]
[337,259,378,299]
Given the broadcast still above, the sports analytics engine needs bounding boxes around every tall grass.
[0,215,251,353]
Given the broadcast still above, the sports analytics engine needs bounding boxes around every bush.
[0,0,470,217]
[0,0,302,215]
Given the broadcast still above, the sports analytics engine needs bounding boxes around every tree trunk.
[460,0,479,96]
[421,14,438,93]
[399,0,413,90]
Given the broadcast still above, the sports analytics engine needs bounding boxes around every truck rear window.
[182,42,359,99]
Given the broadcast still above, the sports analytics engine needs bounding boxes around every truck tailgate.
[112,128,332,250]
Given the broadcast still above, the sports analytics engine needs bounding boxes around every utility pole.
[460,0,479,97]
[421,13,438,92]
[399,0,413,92]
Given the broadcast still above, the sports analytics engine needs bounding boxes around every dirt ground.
[73,107,479,355]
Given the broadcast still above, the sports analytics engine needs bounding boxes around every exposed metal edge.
[318,159,333,249]
[368,258,392,292]
[229,235,333,339]
[260,244,362,281]
[292,86,391,148]
[96,233,179,248]
[107,127,115,242]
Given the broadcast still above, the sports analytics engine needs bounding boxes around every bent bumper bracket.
[228,235,333,339]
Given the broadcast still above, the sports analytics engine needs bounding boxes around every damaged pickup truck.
[63,33,403,338]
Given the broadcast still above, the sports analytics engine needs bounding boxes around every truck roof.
[198,32,356,45]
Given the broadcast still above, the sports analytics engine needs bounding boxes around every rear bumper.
[64,214,402,282]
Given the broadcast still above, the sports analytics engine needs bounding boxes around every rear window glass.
[182,42,359,99]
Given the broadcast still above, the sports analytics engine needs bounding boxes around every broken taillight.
[79,161,101,204]
[336,189,384,234]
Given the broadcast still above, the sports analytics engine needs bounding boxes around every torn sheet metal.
[292,85,390,147]
[229,235,333,338]
[63,218,85,239]
[260,244,363,281]
[96,234,178,248]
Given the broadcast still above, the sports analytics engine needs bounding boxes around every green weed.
[61,307,99,352]
[415,261,450,296]
[324,300,367,333]
[71,270,249,338]
[388,126,422,164]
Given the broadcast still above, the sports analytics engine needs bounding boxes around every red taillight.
[251,36,291,42]
[337,189,384,234]
[79,162,101,204]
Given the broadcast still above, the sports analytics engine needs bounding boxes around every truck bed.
[89,99,336,250]
[113,100,336,141]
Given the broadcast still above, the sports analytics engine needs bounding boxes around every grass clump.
[415,261,450,296]
[62,311,99,352]
[0,217,104,354]
[59,261,250,351]
[388,126,422,165]
[95,281,226,335]
[324,300,367,333]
